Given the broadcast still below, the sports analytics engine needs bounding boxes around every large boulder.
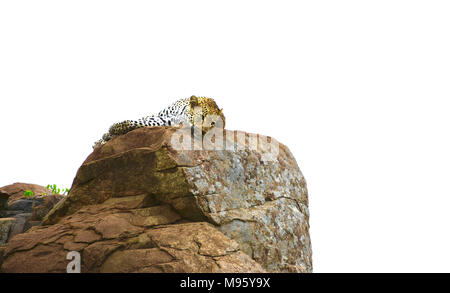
[2,126,312,272]
[0,191,9,217]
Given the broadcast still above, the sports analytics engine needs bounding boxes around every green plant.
[23,190,34,197]
[46,184,70,195]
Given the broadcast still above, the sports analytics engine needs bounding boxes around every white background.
[1,1,449,272]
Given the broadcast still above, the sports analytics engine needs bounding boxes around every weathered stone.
[100,222,262,273]
[2,243,69,273]
[93,214,144,239]
[127,205,182,227]
[1,126,312,272]
[0,218,15,245]
[31,194,64,221]
[1,213,263,273]
[0,245,5,270]
[8,199,40,212]
[98,194,153,211]
[101,248,172,273]
[74,229,102,243]
[42,147,192,225]
[0,190,9,212]
[3,224,70,256]
[0,183,54,204]
[3,210,23,217]
[0,183,64,239]
[8,213,32,240]
[24,220,41,231]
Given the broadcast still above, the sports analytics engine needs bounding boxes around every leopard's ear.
[190,96,199,107]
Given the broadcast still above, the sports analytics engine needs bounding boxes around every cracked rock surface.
[1,126,311,273]
[0,183,64,245]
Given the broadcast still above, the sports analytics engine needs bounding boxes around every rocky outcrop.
[0,183,64,245]
[1,126,312,273]
[0,219,16,246]
[2,198,264,273]
[1,183,52,203]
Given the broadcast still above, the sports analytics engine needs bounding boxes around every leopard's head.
[188,96,225,133]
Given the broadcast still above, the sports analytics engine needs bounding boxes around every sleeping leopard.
[93,95,225,148]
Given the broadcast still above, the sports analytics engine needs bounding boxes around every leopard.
[93,95,225,148]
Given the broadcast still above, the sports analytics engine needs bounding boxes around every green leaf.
[23,190,34,197]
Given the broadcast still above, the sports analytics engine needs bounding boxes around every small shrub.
[23,190,34,197]
[46,184,70,195]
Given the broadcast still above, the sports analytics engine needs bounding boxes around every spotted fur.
[93,96,225,148]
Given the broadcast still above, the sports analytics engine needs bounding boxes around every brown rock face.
[2,211,262,273]
[31,194,65,221]
[1,126,312,273]
[0,183,64,243]
[1,183,53,204]
[0,218,16,246]
[0,190,9,211]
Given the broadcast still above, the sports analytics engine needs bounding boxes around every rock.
[0,183,53,204]
[8,213,32,239]
[31,195,65,221]
[2,126,312,272]
[7,199,41,212]
[0,245,4,270]
[0,183,64,243]
[0,218,16,245]
[1,202,264,272]
[0,190,9,212]
[100,222,262,273]
[3,210,24,217]
[0,245,4,268]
